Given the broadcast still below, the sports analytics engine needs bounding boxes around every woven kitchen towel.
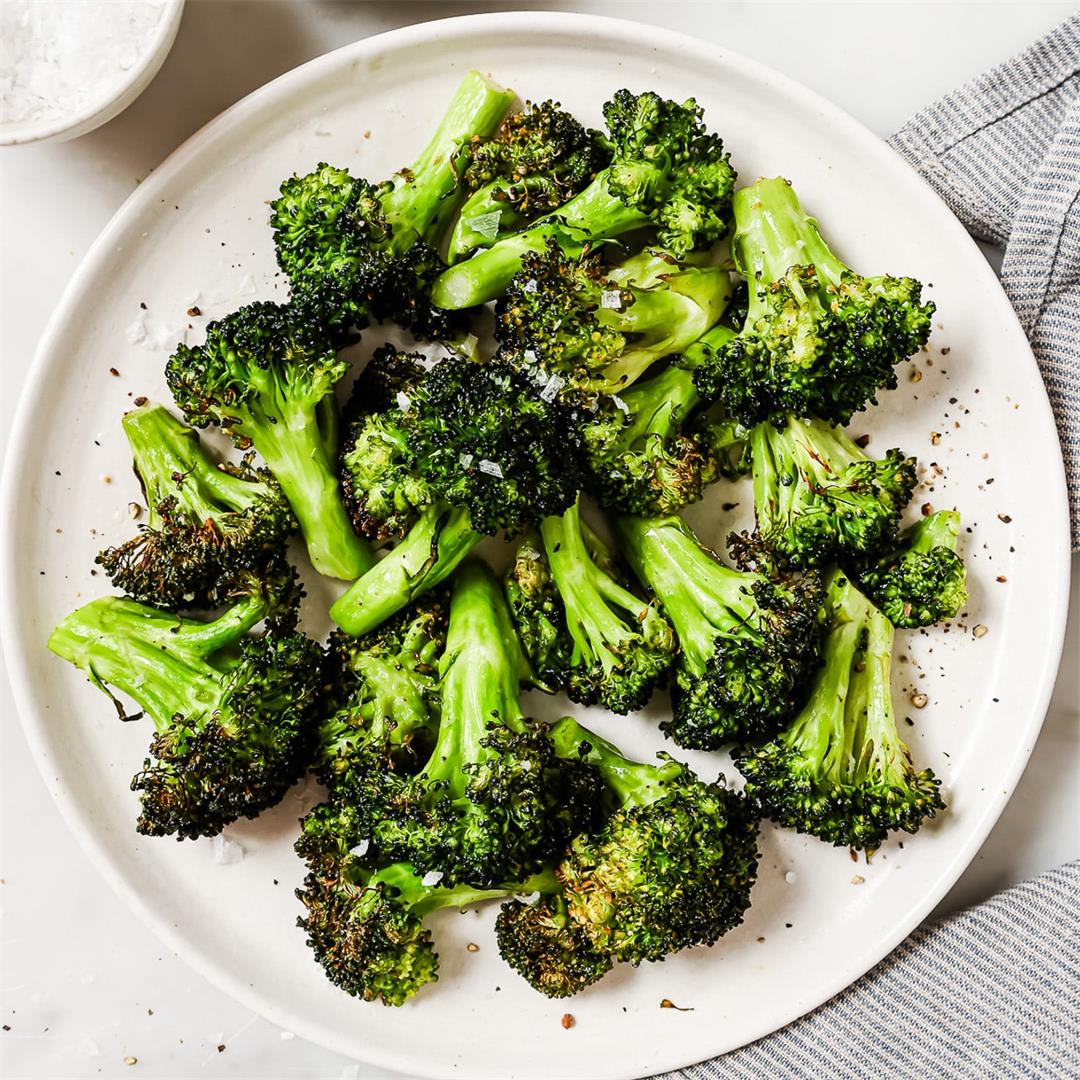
[661,859,1079,1080]
[889,14,1080,548]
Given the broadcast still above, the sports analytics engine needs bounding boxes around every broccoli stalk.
[330,505,481,638]
[167,302,373,580]
[689,177,935,425]
[615,513,822,748]
[432,90,736,308]
[847,510,968,628]
[529,498,675,713]
[496,716,759,996]
[48,573,321,840]
[747,415,917,568]
[96,402,294,609]
[736,570,945,851]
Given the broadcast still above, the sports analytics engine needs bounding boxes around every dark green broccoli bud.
[330,504,481,639]
[48,569,320,840]
[271,71,515,339]
[735,570,945,851]
[369,561,604,887]
[517,498,675,714]
[689,177,935,425]
[316,595,448,793]
[846,510,967,628]
[166,300,373,581]
[744,415,917,569]
[95,402,294,610]
[578,326,749,515]
[448,100,609,261]
[616,513,823,748]
[495,245,732,407]
[431,90,736,308]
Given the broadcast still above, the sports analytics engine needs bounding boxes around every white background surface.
[1,3,1077,1079]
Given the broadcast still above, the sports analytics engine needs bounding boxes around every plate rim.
[0,11,1071,1078]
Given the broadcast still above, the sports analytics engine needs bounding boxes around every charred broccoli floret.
[507,498,675,714]
[846,510,968,628]
[744,415,917,568]
[368,561,603,887]
[735,570,945,851]
[271,71,514,339]
[166,300,372,580]
[48,566,320,840]
[95,402,294,610]
[616,513,822,748]
[689,177,935,425]
[432,90,736,308]
[495,245,732,406]
[448,99,608,261]
[497,716,759,995]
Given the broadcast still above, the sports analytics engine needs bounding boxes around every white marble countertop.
[2,3,1077,1078]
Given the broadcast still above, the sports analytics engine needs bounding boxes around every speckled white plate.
[0,13,1071,1080]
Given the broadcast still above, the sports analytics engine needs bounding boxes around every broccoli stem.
[540,501,649,678]
[329,505,481,637]
[432,175,649,309]
[379,71,515,253]
[47,596,266,728]
[678,324,738,371]
[615,514,762,672]
[904,509,961,554]
[614,365,701,451]
[447,183,529,261]
[386,864,561,917]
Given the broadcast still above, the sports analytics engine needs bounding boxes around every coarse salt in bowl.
[0,0,185,146]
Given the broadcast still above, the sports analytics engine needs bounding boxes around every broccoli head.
[96,402,294,610]
[616,513,823,748]
[735,570,945,851]
[431,89,736,308]
[689,177,935,425]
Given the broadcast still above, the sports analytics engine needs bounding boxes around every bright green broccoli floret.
[689,177,935,425]
[616,513,822,749]
[432,90,736,308]
[735,570,945,851]
[497,716,759,996]
[745,415,917,568]
[368,561,603,887]
[48,566,320,840]
[166,300,372,581]
[448,99,608,261]
[509,498,675,714]
[495,245,732,406]
[847,510,968,628]
[95,402,294,610]
[271,71,514,339]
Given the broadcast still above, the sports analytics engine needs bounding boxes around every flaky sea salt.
[211,833,244,866]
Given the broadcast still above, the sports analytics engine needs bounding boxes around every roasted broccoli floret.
[95,402,294,610]
[507,498,675,714]
[432,90,736,308]
[495,245,732,406]
[166,300,372,580]
[296,806,560,1007]
[497,716,759,995]
[369,561,603,887]
[744,415,917,568]
[316,595,448,793]
[735,570,945,851]
[689,177,935,425]
[271,71,514,339]
[48,566,320,840]
[616,513,822,748]
[448,99,608,261]
[846,510,968,628]
[331,353,582,637]
[578,325,749,515]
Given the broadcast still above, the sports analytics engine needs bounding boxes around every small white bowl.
[0,0,185,147]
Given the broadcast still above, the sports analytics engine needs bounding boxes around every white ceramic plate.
[1,13,1071,1080]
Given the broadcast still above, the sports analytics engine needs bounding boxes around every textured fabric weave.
[663,860,1080,1080]
[889,14,1080,546]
